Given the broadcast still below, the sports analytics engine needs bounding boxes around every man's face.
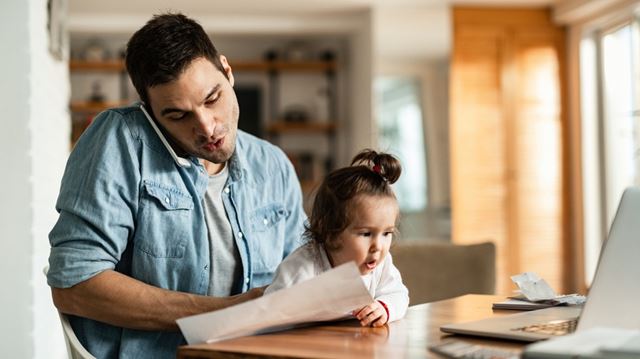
[147,56,239,168]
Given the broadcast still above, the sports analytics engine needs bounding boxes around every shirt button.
[238,231,243,238]
[263,218,269,225]
[164,197,170,204]
[245,277,250,284]
[204,265,208,270]
[224,187,230,194]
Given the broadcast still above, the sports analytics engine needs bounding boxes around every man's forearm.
[51,270,261,331]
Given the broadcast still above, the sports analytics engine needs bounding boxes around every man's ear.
[219,55,235,87]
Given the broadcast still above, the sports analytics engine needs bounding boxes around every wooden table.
[177,294,526,358]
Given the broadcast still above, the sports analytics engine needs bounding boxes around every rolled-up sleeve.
[47,110,140,288]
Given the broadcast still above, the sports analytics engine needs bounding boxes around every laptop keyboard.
[511,318,578,336]
[429,340,520,359]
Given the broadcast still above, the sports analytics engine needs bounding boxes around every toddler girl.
[265,149,409,327]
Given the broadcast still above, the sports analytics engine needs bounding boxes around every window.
[601,22,640,224]
[375,77,428,212]
[580,16,640,284]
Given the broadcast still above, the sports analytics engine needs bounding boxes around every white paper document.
[177,262,373,344]
[511,272,586,305]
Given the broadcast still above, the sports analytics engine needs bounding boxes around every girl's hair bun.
[351,149,401,184]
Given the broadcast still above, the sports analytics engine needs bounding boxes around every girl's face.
[327,195,398,275]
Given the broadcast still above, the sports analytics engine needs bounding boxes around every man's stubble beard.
[202,102,239,164]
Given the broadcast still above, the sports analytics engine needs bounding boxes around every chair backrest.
[59,312,96,359]
[43,266,96,359]
[390,241,496,305]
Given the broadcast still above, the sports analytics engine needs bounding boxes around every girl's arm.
[264,244,317,295]
[373,253,410,323]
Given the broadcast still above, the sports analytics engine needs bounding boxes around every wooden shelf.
[70,100,129,113]
[69,60,126,72]
[232,60,336,72]
[69,59,335,73]
[267,121,336,134]
[69,59,336,73]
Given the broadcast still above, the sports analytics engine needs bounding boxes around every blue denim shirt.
[47,104,306,359]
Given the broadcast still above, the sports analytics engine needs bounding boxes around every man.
[47,13,306,359]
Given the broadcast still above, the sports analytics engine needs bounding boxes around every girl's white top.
[265,242,410,323]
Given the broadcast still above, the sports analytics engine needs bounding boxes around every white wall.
[1,0,69,358]
[373,5,452,240]
[373,5,450,61]
[345,11,375,163]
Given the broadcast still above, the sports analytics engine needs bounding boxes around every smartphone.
[139,103,192,168]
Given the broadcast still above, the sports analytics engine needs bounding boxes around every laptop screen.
[577,187,640,331]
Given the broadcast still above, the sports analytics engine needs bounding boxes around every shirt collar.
[227,148,247,182]
[226,138,246,182]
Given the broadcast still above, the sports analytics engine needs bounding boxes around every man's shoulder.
[235,131,292,174]
[82,103,145,138]
[102,103,148,130]
[81,103,167,154]
[236,131,286,158]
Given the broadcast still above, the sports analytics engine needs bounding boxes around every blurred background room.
[2,0,640,357]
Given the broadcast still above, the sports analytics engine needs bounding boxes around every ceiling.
[69,0,559,16]
[68,0,561,61]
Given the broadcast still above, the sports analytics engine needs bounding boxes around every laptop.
[440,187,640,342]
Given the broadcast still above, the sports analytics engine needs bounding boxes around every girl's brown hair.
[305,149,402,250]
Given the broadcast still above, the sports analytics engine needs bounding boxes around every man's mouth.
[202,136,225,151]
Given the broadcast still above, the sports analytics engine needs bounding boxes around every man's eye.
[168,113,186,121]
[205,94,221,105]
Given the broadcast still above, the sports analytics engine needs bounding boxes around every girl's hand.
[352,301,388,327]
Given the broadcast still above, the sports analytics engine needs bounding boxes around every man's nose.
[193,109,216,137]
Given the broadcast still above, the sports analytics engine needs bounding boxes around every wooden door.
[451,8,568,293]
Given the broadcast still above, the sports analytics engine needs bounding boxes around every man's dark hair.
[305,149,402,250]
[125,13,227,105]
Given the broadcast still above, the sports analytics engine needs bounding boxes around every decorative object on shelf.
[319,49,336,62]
[282,105,310,123]
[263,49,279,62]
[284,41,314,61]
[88,81,106,103]
[83,38,109,62]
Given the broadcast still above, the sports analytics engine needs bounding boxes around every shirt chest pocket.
[250,205,288,233]
[135,181,194,258]
[248,204,288,272]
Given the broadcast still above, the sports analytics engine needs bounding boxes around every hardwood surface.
[177,294,526,359]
